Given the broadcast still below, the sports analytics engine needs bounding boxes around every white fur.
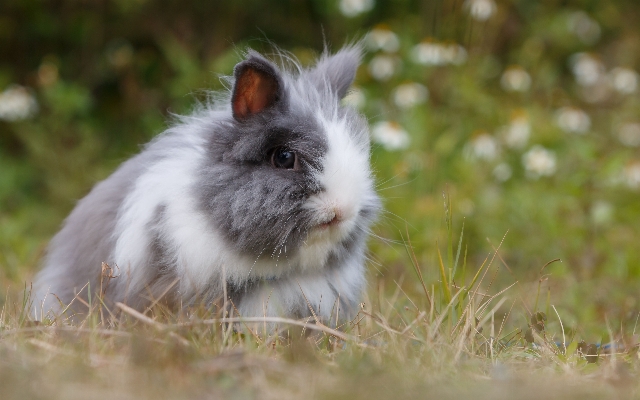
[297,110,372,269]
[236,256,364,324]
[111,129,199,282]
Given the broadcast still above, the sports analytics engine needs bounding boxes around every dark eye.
[271,147,297,169]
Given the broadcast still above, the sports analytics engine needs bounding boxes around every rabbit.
[32,43,380,326]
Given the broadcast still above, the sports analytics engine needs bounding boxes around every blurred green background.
[1,0,640,333]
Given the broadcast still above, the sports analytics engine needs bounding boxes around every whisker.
[375,173,403,189]
[376,177,418,192]
[375,209,418,231]
[246,246,268,280]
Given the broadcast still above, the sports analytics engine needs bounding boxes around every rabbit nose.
[328,207,341,222]
[319,205,344,227]
[332,207,344,222]
[319,212,340,228]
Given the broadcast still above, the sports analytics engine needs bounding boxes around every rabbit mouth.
[311,211,358,243]
[314,206,350,230]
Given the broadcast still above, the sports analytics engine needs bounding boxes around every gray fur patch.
[305,44,362,99]
[32,152,155,317]
[196,109,328,258]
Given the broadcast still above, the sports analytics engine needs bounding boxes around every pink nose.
[320,209,342,229]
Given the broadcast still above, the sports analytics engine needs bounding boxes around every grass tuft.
[2,209,639,399]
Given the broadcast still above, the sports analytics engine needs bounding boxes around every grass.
[2,210,639,400]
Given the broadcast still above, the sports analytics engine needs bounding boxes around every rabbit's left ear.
[307,44,362,99]
[232,54,284,120]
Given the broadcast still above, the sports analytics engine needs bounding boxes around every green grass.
[1,213,639,399]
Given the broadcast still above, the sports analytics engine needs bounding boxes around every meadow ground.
[1,212,639,400]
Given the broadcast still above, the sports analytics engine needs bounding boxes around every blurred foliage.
[1,0,640,332]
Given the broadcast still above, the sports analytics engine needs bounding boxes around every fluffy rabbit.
[33,44,380,325]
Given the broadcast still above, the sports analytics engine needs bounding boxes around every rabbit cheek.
[218,172,312,257]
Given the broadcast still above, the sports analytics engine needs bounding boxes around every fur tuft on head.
[305,42,363,99]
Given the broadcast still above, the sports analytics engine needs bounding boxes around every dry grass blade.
[183,317,356,342]
[402,227,433,307]
[115,302,189,346]
[436,243,452,303]
[551,305,566,355]
[429,288,465,340]
[475,296,508,330]
[400,311,427,335]
[28,338,77,357]
[116,302,165,328]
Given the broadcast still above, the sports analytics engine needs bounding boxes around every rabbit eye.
[271,148,297,169]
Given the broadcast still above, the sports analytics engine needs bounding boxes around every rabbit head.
[196,45,380,273]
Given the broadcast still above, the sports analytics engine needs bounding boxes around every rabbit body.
[33,45,380,324]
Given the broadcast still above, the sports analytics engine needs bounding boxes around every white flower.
[0,85,38,122]
[464,0,497,21]
[502,114,531,149]
[342,87,366,109]
[556,107,590,134]
[371,121,410,150]
[570,53,605,87]
[366,27,400,53]
[441,44,468,65]
[493,163,512,182]
[522,145,556,178]
[465,133,500,161]
[617,123,640,147]
[590,201,613,225]
[500,66,531,92]
[411,41,446,66]
[411,41,467,66]
[567,11,601,45]
[623,162,640,190]
[339,0,374,17]
[568,56,611,103]
[609,67,638,94]
[392,82,428,108]
[368,55,399,81]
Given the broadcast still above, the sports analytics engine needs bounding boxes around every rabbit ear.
[231,55,283,120]
[307,44,362,99]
